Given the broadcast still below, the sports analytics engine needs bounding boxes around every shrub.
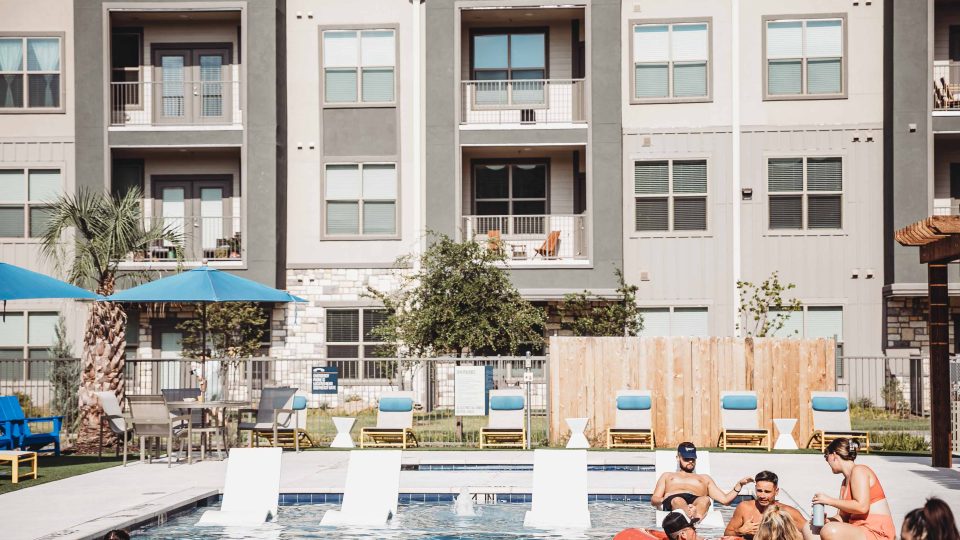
[875,431,929,453]
[14,392,45,418]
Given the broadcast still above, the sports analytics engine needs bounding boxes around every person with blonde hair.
[755,505,804,540]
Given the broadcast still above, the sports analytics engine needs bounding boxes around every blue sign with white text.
[311,366,339,394]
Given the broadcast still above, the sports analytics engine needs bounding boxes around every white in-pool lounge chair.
[360,391,418,449]
[197,447,283,527]
[480,389,526,448]
[321,450,402,526]
[523,449,591,528]
[717,391,771,451]
[654,450,725,529]
[807,391,870,453]
[606,390,655,449]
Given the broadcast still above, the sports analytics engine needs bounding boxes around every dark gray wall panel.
[323,108,397,157]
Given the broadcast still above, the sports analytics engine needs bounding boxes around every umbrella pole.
[201,302,207,401]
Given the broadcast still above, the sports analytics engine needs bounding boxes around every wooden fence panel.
[549,336,836,448]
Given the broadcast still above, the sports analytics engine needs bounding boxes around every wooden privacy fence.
[548,336,836,448]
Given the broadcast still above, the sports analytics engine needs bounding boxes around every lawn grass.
[850,406,930,433]
[0,454,124,495]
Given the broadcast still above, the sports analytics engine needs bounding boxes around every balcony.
[110,79,241,128]
[461,214,588,265]
[460,79,585,125]
[124,216,242,265]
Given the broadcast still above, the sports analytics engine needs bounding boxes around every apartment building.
[0,1,86,374]
[73,0,284,362]
[886,0,960,354]
[623,0,885,355]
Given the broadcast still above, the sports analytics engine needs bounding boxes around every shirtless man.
[725,470,807,539]
[651,442,754,520]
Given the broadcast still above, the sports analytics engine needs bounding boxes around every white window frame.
[638,306,709,337]
[767,156,843,232]
[0,310,59,381]
[322,162,399,239]
[633,159,708,234]
[0,167,62,239]
[769,305,843,341]
[629,18,712,104]
[320,28,398,107]
[763,15,847,100]
[0,34,65,112]
[325,307,393,381]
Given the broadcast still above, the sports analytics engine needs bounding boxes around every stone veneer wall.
[885,296,960,353]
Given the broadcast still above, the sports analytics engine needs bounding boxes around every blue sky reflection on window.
[510,34,545,68]
[474,34,508,68]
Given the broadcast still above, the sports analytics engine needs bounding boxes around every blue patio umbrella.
[0,262,100,320]
[107,266,305,366]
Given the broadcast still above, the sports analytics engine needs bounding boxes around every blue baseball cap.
[677,442,697,460]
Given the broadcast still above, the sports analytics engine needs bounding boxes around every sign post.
[524,352,532,449]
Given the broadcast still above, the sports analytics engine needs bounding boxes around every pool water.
[132,501,735,539]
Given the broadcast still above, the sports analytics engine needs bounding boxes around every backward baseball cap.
[677,442,697,460]
[662,511,694,537]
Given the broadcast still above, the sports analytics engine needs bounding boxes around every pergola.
[895,215,960,468]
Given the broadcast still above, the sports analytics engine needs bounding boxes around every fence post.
[524,352,532,449]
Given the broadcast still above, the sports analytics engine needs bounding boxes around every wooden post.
[927,262,953,468]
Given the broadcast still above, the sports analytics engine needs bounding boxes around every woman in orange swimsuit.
[803,438,895,540]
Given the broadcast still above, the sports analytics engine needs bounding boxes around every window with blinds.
[0,168,60,238]
[765,17,843,97]
[768,157,841,230]
[324,163,397,236]
[322,29,396,104]
[638,307,708,337]
[634,159,707,232]
[769,306,842,340]
[0,311,58,380]
[633,22,709,101]
[326,308,393,380]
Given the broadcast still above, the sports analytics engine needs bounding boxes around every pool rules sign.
[454,365,490,416]
[311,366,338,394]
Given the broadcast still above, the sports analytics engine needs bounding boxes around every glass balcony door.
[153,177,233,261]
[152,46,230,125]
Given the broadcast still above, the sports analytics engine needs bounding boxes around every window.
[0,37,61,109]
[632,22,709,101]
[770,306,842,340]
[768,157,841,230]
[765,17,844,97]
[322,29,396,104]
[474,162,547,217]
[639,307,708,337]
[326,308,393,380]
[471,29,547,105]
[634,160,707,232]
[0,312,58,380]
[0,168,61,238]
[324,163,397,236]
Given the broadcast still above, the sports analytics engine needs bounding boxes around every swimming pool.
[132,499,735,539]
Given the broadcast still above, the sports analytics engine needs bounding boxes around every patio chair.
[127,395,190,467]
[0,395,62,456]
[96,391,134,465]
[480,389,526,449]
[252,393,316,451]
[942,77,960,108]
[486,230,502,252]
[717,391,771,451]
[534,230,561,258]
[162,388,227,460]
[807,391,870,453]
[606,390,655,449]
[360,391,419,449]
[237,387,307,450]
[197,447,283,527]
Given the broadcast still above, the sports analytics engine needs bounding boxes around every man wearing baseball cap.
[662,510,702,540]
[651,442,754,521]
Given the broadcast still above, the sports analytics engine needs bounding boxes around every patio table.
[165,400,251,464]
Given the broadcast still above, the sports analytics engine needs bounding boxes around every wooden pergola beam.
[895,215,960,469]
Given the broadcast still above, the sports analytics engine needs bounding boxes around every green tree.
[736,271,803,337]
[559,268,643,336]
[176,302,267,360]
[368,233,545,357]
[40,187,182,452]
[48,315,80,432]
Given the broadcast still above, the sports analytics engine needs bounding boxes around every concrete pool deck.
[3,451,959,540]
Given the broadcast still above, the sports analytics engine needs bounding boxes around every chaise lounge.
[717,391,770,451]
[807,391,870,453]
[480,389,526,448]
[360,391,419,449]
[606,390,655,449]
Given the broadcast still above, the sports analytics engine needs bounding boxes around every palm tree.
[40,187,182,452]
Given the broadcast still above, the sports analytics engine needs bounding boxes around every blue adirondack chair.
[0,397,17,450]
[0,395,62,456]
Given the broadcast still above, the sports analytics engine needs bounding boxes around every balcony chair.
[534,230,561,259]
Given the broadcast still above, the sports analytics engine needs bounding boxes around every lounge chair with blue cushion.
[360,391,418,449]
[0,395,62,456]
[237,386,299,449]
[607,390,655,449]
[718,391,770,451]
[254,393,315,451]
[808,391,870,453]
[480,389,526,448]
